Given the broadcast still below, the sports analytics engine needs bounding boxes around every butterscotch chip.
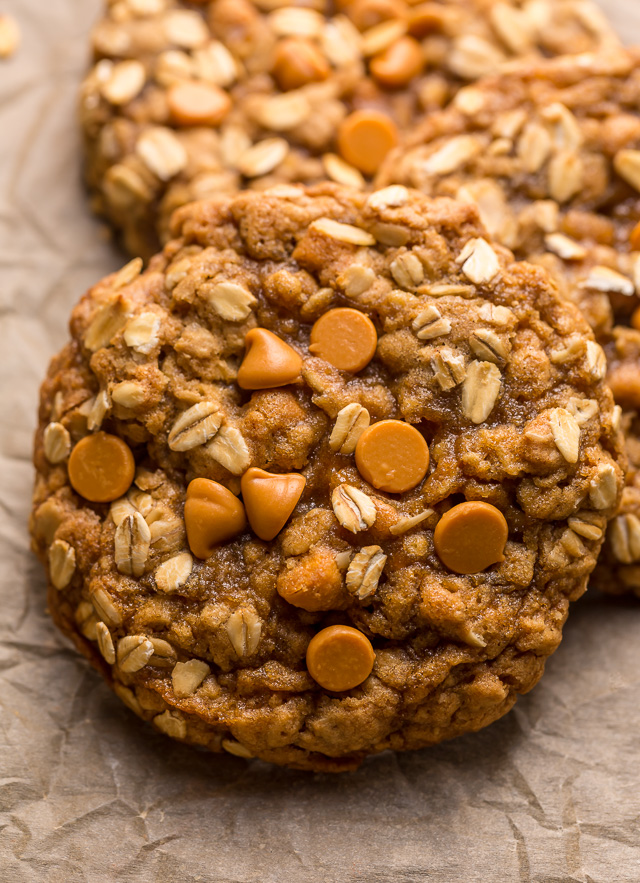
[370,36,424,88]
[68,432,135,503]
[309,308,377,373]
[277,546,345,612]
[167,80,232,127]
[240,467,306,541]
[337,111,399,177]
[33,186,624,771]
[350,0,406,32]
[355,420,429,493]
[306,625,375,692]
[273,37,330,91]
[81,0,619,257]
[433,502,508,575]
[184,478,246,558]
[237,327,302,390]
[376,51,640,594]
[407,5,440,39]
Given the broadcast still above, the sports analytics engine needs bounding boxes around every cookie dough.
[80,0,619,258]
[31,185,624,770]
[377,51,640,593]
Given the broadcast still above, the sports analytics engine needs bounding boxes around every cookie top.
[378,52,640,331]
[376,51,640,591]
[31,185,624,770]
[80,0,619,257]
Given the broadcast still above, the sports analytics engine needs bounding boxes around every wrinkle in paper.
[2,1,640,881]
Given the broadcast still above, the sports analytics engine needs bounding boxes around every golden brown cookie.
[31,185,624,770]
[377,51,640,594]
[80,0,619,258]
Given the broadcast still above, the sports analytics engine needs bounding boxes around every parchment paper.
[3,2,640,880]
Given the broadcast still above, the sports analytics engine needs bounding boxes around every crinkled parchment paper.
[2,2,640,880]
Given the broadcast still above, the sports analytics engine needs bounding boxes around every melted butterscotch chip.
[277,546,345,612]
[306,625,375,692]
[68,432,135,503]
[33,186,624,771]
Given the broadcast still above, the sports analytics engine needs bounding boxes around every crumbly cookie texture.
[376,50,640,593]
[80,0,618,258]
[31,185,624,770]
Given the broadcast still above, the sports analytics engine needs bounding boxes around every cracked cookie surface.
[80,0,618,258]
[377,51,640,594]
[32,185,624,770]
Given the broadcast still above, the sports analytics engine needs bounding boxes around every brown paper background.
[3,2,640,880]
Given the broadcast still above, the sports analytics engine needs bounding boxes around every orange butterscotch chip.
[272,37,330,92]
[337,110,398,176]
[433,501,508,575]
[306,625,375,692]
[184,478,246,559]
[632,305,640,331]
[276,546,345,611]
[370,36,424,89]
[606,362,640,409]
[309,308,377,373]
[240,467,306,541]
[167,81,232,127]
[348,0,406,31]
[630,220,640,251]
[408,5,443,38]
[68,432,135,503]
[237,327,302,390]
[355,420,429,493]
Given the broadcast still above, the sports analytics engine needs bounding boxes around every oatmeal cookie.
[31,185,624,770]
[80,0,618,258]
[376,51,640,593]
